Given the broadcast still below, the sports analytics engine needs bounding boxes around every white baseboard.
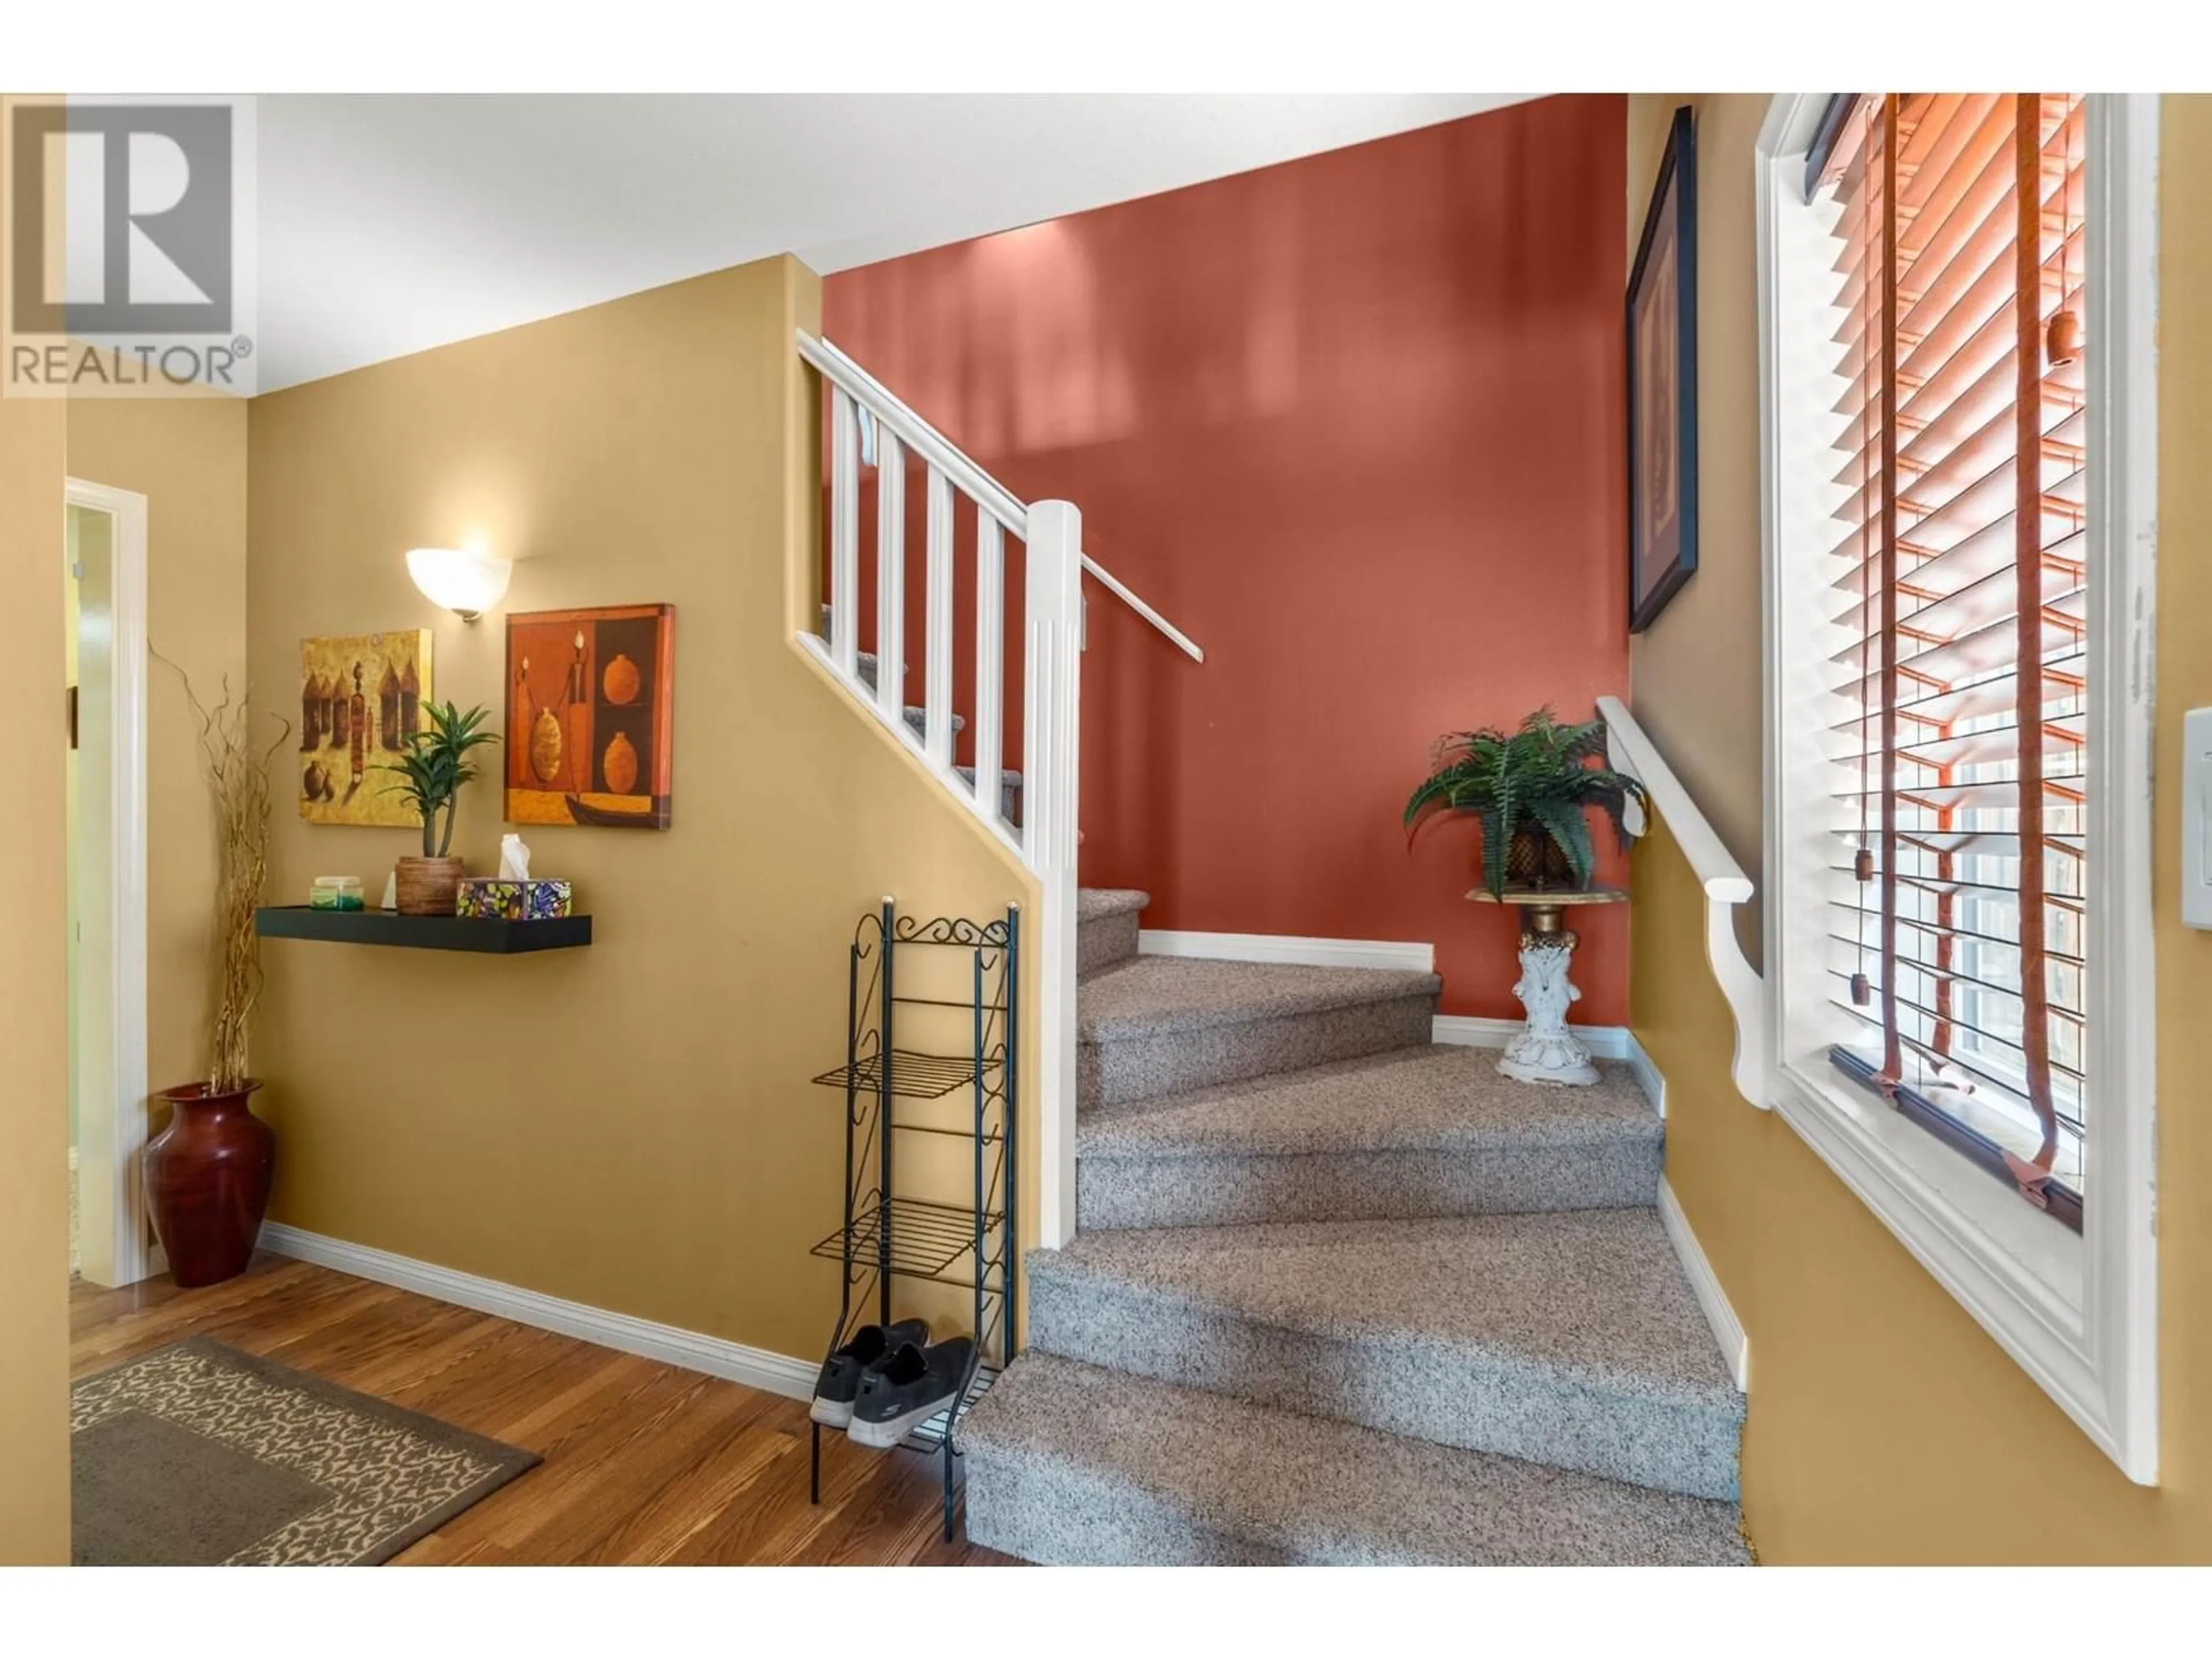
[1139,929,1434,974]
[1624,1031,1666,1117]
[1657,1177,1749,1392]
[259,1222,818,1403]
[1430,1014,1631,1060]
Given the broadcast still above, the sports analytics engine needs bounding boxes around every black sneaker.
[810,1319,930,1428]
[848,1335,975,1449]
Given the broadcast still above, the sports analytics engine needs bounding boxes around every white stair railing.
[797,332,1198,1247]
[1597,694,1766,1108]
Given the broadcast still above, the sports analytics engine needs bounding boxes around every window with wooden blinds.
[1807,93,2089,1232]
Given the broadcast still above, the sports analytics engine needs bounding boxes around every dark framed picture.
[1627,104,1698,634]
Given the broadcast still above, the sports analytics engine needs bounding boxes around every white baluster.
[874,431,905,722]
[923,468,956,768]
[830,386,859,679]
[1024,499,1083,1248]
[973,516,1005,824]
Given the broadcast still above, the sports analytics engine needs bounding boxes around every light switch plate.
[2186,709,2212,929]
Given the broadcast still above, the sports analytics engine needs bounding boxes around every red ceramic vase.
[145,1081,274,1288]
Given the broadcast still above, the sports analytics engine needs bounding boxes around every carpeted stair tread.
[1077,955,1440,1111]
[960,1352,1748,1566]
[1078,956,1443,1042]
[1032,1212,1734,1398]
[1075,1047,1662,1227]
[823,628,961,736]
[899,704,964,736]
[1079,1045,1656,1160]
[1024,1209,1741,1497]
[1077,888,1149,979]
[1078,888,1151,924]
[817,616,963,736]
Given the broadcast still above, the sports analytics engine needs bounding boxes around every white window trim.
[1756,93,2160,1484]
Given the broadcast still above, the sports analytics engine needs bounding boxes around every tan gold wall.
[245,256,1038,1365]
[3,365,250,1562]
[0,389,71,1564]
[1630,96,2212,1562]
[1625,95,1770,962]
[66,396,251,1103]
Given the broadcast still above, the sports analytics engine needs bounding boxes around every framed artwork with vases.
[505,604,676,828]
[1627,103,1698,634]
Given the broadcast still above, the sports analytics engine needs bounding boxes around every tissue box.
[524,878,573,920]
[455,878,573,921]
[455,878,522,919]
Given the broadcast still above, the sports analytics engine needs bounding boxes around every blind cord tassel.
[2002,1150,2056,1210]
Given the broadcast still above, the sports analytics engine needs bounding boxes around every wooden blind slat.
[1830,712,2088,772]
[1832,775,2086,811]
[1830,524,2085,631]
[1828,906,2088,967]
[1854,868,2086,915]
[1826,960,2089,1024]
[1831,653,2088,732]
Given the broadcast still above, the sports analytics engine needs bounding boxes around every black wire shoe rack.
[806,898,1017,1541]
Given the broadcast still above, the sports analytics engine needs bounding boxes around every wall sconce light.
[407,547,512,624]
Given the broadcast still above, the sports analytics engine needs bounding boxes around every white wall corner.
[1658,1176,1749,1392]
[259,1223,818,1402]
[1432,1014,1630,1060]
[1624,1031,1666,1117]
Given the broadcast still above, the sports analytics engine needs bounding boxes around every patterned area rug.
[72,1336,539,1565]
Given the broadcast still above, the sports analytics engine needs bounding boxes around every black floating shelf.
[810,1048,1000,1101]
[809,1195,1005,1285]
[255,906,592,954]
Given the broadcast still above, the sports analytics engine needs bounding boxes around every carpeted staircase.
[959,888,1749,1565]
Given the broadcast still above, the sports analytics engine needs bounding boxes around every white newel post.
[1024,500,1082,1249]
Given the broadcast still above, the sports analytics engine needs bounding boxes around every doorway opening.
[66,479,150,1290]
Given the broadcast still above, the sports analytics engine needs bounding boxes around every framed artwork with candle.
[504,604,676,828]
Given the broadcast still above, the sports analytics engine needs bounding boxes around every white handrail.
[800,332,1028,532]
[798,332,1204,664]
[797,334,1094,1247]
[1597,694,1768,1109]
[1080,556,1205,664]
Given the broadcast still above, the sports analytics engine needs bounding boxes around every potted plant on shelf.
[379,700,501,916]
[1404,707,1647,898]
[147,676,290,1287]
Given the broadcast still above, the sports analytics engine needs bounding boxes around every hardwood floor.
[69,1254,1018,1566]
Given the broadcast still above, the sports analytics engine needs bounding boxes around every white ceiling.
[255,94,1529,392]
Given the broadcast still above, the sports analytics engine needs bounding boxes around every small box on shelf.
[456,877,574,921]
[309,876,365,911]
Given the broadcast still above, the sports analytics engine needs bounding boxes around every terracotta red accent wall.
[825,95,1631,1021]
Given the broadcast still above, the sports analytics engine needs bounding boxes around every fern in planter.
[1405,708,1646,899]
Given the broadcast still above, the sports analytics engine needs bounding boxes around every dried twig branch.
[153,646,290,1093]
